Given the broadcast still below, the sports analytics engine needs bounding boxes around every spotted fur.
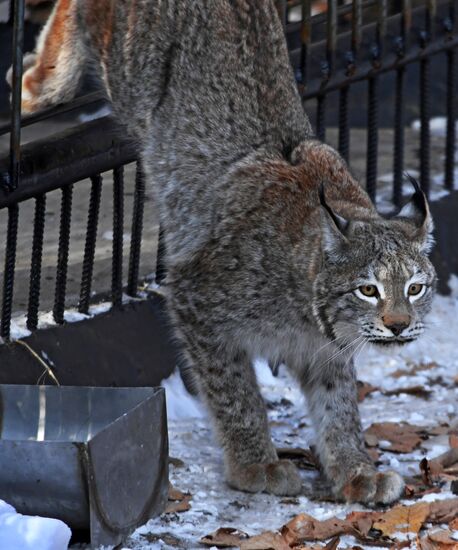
[10,0,436,503]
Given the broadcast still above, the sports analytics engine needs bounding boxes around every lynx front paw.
[227,460,302,496]
[340,466,404,504]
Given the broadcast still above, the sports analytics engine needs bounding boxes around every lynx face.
[313,183,437,348]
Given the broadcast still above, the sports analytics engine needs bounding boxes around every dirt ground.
[0,116,452,320]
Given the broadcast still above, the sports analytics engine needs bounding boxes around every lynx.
[10,0,436,503]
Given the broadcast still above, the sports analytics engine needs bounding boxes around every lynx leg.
[175,328,301,496]
[299,359,404,504]
[6,0,85,113]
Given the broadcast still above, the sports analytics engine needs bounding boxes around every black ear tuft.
[319,184,347,233]
[403,172,428,220]
[397,173,434,253]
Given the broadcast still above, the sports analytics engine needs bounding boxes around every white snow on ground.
[0,500,71,550]
[120,277,458,550]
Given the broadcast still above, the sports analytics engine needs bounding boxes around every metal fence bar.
[155,226,166,285]
[8,0,25,190]
[445,2,457,189]
[79,175,102,314]
[419,25,433,196]
[366,1,387,202]
[393,0,412,206]
[338,87,349,162]
[53,186,73,324]
[127,163,145,297]
[27,194,46,331]
[299,0,312,86]
[112,166,124,307]
[316,95,326,141]
[1,205,19,341]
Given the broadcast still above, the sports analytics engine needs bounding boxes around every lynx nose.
[382,314,411,336]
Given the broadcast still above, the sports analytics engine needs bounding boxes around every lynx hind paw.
[227,460,302,496]
[6,53,38,87]
[6,53,44,114]
[341,467,404,504]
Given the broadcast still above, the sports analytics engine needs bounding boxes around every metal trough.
[0,384,169,548]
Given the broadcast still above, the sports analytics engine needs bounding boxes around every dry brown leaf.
[421,449,458,484]
[365,422,427,453]
[283,513,355,541]
[165,495,191,514]
[372,502,430,536]
[357,380,378,402]
[165,483,192,514]
[323,537,340,550]
[200,527,249,548]
[277,447,319,470]
[449,517,458,530]
[391,361,438,378]
[240,531,290,550]
[428,497,458,523]
[383,385,432,399]
[450,435,458,449]
[418,529,458,549]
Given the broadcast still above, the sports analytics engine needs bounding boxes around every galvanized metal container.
[0,384,168,548]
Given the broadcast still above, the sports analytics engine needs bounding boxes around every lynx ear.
[319,185,349,256]
[397,174,434,253]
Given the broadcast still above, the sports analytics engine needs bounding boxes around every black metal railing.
[0,0,457,342]
[284,0,457,203]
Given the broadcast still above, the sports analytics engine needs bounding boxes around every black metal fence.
[0,0,457,342]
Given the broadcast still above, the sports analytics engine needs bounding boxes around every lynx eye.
[359,285,378,297]
[408,283,423,296]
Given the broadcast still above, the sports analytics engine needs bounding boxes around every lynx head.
[313,178,436,348]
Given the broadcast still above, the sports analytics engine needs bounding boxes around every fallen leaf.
[279,499,458,545]
[420,449,458,484]
[391,361,438,378]
[418,529,458,549]
[383,385,432,399]
[200,527,249,548]
[357,380,378,402]
[277,447,319,470]
[365,422,427,453]
[240,531,290,550]
[450,434,458,449]
[165,484,192,513]
[279,497,300,505]
[141,532,183,547]
[169,456,185,468]
[372,502,430,536]
[165,495,191,514]
[282,513,355,541]
[428,497,458,523]
[449,517,458,529]
[324,537,340,550]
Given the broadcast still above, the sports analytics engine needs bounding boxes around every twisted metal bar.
[393,67,405,207]
[366,77,379,202]
[27,194,46,331]
[338,86,350,163]
[445,48,456,190]
[53,185,73,324]
[299,0,312,86]
[420,56,431,197]
[1,205,19,341]
[316,95,326,141]
[112,166,124,307]
[79,175,102,314]
[127,163,146,297]
[155,226,166,285]
[7,0,25,191]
